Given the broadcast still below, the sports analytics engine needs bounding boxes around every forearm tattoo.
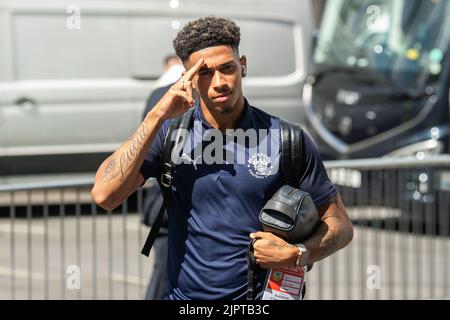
[269,240,287,250]
[102,123,149,182]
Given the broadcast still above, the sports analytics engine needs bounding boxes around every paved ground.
[306,212,450,300]
[1,206,449,300]
[0,213,154,300]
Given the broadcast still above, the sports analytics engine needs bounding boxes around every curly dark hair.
[173,16,241,62]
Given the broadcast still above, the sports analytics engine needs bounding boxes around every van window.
[129,17,189,79]
[238,19,296,77]
[14,13,297,80]
[14,14,129,79]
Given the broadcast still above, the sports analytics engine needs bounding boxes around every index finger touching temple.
[184,57,205,80]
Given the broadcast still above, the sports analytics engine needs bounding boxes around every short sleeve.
[139,120,170,183]
[298,131,338,207]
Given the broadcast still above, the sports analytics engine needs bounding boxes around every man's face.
[185,45,247,114]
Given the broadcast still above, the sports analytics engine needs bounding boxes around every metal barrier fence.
[0,178,155,300]
[1,156,450,299]
[308,155,450,300]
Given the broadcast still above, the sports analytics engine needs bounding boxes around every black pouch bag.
[259,185,319,243]
[246,184,320,300]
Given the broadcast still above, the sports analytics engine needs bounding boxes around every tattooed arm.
[250,193,353,268]
[301,193,353,262]
[91,110,165,210]
[91,58,205,210]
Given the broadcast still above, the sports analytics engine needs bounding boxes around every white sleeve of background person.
[155,64,186,88]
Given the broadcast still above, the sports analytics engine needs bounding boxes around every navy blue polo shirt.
[139,98,337,300]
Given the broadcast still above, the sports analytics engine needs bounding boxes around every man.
[92,16,353,300]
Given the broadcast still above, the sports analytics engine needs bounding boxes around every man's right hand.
[152,57,204,121]
[92,58,204,210]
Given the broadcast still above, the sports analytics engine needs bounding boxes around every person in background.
[153,54,185,89]
[141,54,184,300]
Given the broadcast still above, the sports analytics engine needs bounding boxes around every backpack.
[141,107,304,257]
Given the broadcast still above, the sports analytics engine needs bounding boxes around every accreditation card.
[261,266,306,300]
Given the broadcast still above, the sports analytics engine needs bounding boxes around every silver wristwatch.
[295,243,310,268]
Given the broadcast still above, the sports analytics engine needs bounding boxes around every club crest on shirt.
[248,153,273,179]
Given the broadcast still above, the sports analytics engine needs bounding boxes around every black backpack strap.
[141,108,195,257]
[141,200,166,256]
[280,118,315,275]
[160,107,195,199]
[246,239,258,300]
[160,113,190,191]
[279,119,303,187]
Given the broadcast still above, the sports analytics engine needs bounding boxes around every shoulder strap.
[141,108,195,257]
[246,239,258,300]
[161,107,195,194]
[279,118,303,187]
[279,119,315,273]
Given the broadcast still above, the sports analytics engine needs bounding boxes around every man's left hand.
[250,232,299,269]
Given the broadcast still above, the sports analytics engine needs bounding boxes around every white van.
[0,0,314,175]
